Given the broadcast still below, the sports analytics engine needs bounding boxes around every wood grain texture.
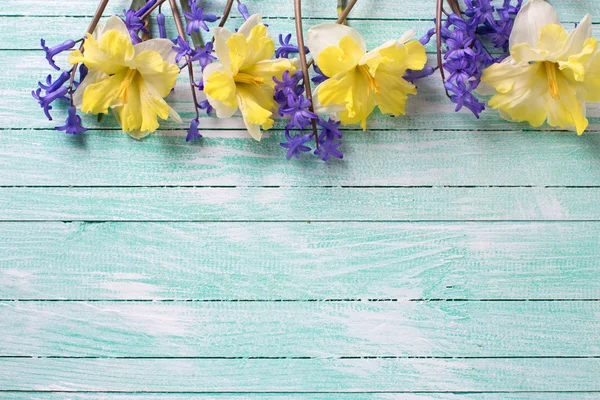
[2,357,599,391]
[0,0,595,21]
[7,394,600,400]
[2,187,600,221]
[2,301,598,357]
[1,222,599,300]
[2,129,600,186]
[4,0,600,395]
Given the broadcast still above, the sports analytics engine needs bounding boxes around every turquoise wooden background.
[1,0,600,398]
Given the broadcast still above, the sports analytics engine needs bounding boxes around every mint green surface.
[1,0,600,398]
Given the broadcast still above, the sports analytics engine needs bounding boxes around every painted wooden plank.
[7,394,600,400]
[13,52,600,131]
[2,301,598,357]
[2,129,600,187]
[8,16,600,51]
[1,222,599,300]
[0,0,595,22]
[2,187,600,222]
[2,17,443,51]
[1,357,599,391]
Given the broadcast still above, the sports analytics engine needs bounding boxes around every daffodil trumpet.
[306,23,427,130]
[481,0,600,134]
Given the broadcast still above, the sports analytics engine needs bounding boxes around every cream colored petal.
[307,23,366,67]
[510,0,559,50]
[237,14,263,37]
[206,94,238,118]
[134,38,178,64]
[96,15,130,38]
[359,31,415,66]
[552,14,593,61]
[73,70,106,109]
[212,26,234,73]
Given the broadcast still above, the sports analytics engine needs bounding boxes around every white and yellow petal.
[306,23,367,68]
[509,0,560,50]
[202,63,238,118]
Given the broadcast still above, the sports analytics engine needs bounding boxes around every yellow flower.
[69,16,181,139]
[202,14,297,140]
[481,0,600,135]
[307,24,427,130]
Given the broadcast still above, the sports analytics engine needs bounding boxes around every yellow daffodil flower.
[481,0,600,134]
[202,14,297,140]
[69,16,181,139]
[306,24,427,130]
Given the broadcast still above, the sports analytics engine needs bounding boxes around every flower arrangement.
[432,0,600,134]
[32,0,600,162]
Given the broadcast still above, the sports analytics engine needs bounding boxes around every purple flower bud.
[198,99,213,115]
[237,2,250,20]
[280,94,317,130]
[135,0,157,17]
[41,39,76,70]
[186,118,202,142]
[403,66,436,83]
[157,12,167,39]
[56,106,87,135]
[312,64,329,84]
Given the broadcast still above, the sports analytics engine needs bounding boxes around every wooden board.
[3,0,600,397]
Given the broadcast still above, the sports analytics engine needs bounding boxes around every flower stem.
[294,0,319,149]
[218,0,235,28]
[436,0,464,98]
[169,0,201,119]
[307,0,357,68]
[69,0,111,104]
[139,0,166,20]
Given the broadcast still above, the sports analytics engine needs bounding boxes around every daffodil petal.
[243,58,298,88]
[317,35,365,77]
[359,30,416,67]
[242,24,275,67]
[70,30,134,75]
[134,38,178,64]
[558,38,598,82]
[212,26,234,73]
[510,0,560,50]
[553,14,593,61]
[583,50,600,102]
[546,74,588,134]
[134,50,180,97]
[317,69,375,130]
[307,23,366,68]
[72,70,106,109]
[482,61,548,128]
[98,15,131,39]
[203,62,238,109]
[226,33,248,76]
[236,86,274,140]
[373,70,416,116]
[237,14,263,38]
[138,79,171,133]
[538,24,568,53]
[81,70,127,114]
[202,63,238,118]
[511,42,550,63]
